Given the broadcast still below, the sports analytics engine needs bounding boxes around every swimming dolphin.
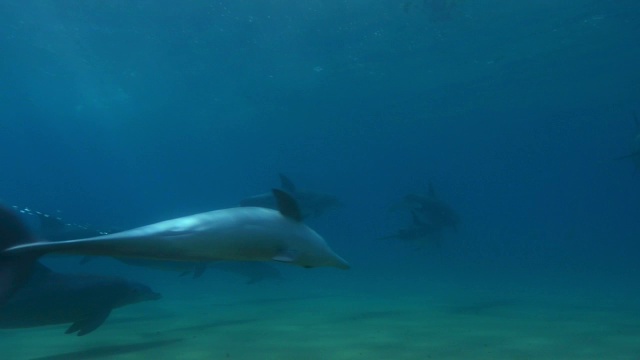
[397,182,460,231]
[23,206,283,283]
[381,210,442,242]
[240,174,342,219]
[0,262,160,336]
[0,189,349,303]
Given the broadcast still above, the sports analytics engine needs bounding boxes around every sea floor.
[2,268,640,360]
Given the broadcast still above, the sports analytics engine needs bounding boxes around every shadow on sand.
[30,338,184,360]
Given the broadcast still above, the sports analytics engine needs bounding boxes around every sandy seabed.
[2,276,639,360]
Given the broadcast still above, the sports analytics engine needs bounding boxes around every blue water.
[1,1,640,358]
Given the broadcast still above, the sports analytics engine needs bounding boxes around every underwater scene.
[1,1,640,359]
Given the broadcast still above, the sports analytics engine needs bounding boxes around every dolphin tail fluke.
[0,205,39,304]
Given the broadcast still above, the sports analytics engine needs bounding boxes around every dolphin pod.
[0,189,349,304]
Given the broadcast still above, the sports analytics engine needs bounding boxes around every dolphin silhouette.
[0,189,349,303]
[0,262,160,336]
[399,182,459,231]
[240,174,342,219]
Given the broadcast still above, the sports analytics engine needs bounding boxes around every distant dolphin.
[380,210,443,243]
[398,182,459,231]
[240,174,342,219]
[0,189,349,303]
[0,262,160,336]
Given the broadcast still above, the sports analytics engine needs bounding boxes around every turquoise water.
[1,1,640,359]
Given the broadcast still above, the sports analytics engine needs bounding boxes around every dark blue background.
[1,1,639,291]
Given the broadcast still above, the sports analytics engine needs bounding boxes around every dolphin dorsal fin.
[272,189,303,222]
[278,173,297,193]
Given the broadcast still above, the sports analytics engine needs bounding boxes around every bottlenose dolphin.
[240,174,342,219]
[0,189,349,303]
[397,182,459,231]
[24,206,283,283]
[381,210,443,243]
[0,263,160,336]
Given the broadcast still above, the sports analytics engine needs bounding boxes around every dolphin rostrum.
[0,189,349,303]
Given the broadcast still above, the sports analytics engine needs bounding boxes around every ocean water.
[1,1,640,359]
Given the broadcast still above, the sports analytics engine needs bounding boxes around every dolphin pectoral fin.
[272,249,298,263]
[66,309,111,336]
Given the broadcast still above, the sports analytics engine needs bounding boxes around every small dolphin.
[0,189,349,302]
[397,182,460,231]
[381,210,442,241]
[240,174,342,219]
[0,262,160,336]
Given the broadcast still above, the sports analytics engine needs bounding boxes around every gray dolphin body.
[0,263,160,336]
[383,182,459,246]
[381,211,443,243]
[27,210,281,283]
[240,174,342,219]
[397,182,459,231]
[0,190,349,303]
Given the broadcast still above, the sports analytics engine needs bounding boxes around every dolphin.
[239,174,342,219]
[0,189,349,303]
[397,182,459,231]
[0,262,160,336]
[22,206,283,283]
[381,210,442,241]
